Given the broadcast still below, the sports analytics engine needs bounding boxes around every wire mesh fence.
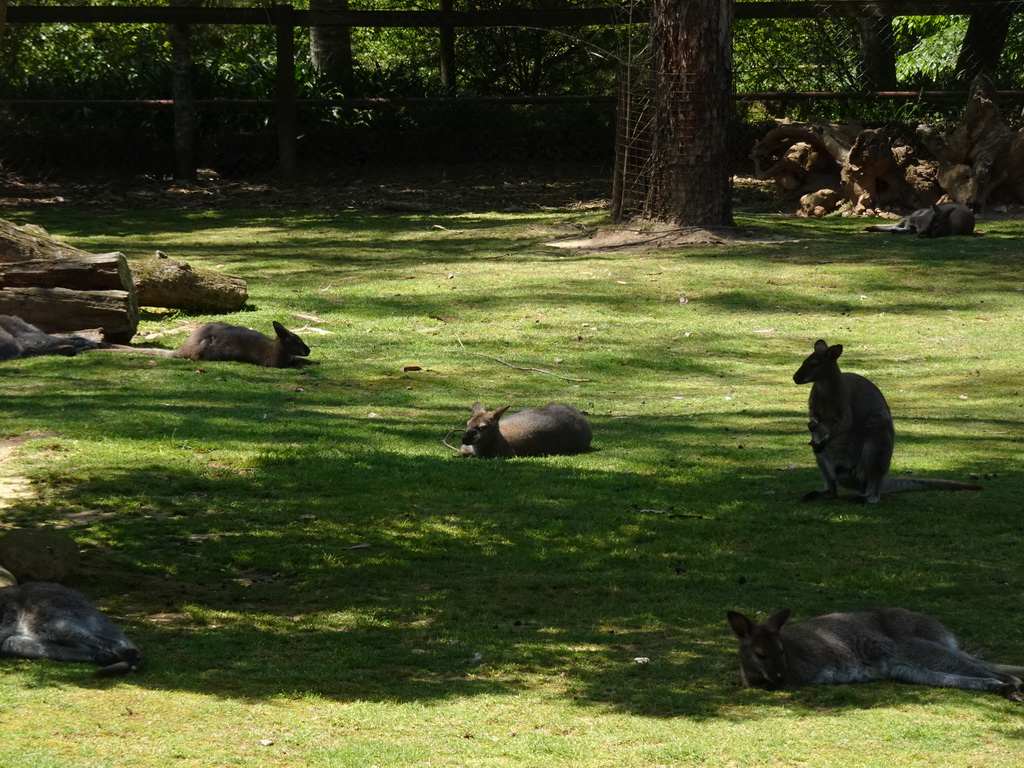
[2,2,1023,203]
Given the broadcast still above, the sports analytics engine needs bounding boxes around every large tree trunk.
[858,7,896,90]
[957,7,1013,83]
[0,0,8,48]
[310,0,353,93]
[643,0,733,226]
[170,0,197,182]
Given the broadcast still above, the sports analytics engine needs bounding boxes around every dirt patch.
[546,220,797,252]
[0,435,37,512]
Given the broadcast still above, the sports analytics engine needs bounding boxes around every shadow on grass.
[1,403,1013,721]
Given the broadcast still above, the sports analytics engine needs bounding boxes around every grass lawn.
[1,179,1022,767]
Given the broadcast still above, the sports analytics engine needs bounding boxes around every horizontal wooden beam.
[6,2,1021,28]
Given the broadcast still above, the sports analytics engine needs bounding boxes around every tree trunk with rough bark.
[643,0,734,226]
[310,0,353,94]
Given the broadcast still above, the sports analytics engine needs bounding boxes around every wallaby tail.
[882,477,983,494]
[87,345,176,358]
[988,663,1024,677]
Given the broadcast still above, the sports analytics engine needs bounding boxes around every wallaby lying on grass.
[793,339,982,504]
[0,315,100,361]
[864,202,975,237]
[173,321,314,367]
[727,607,1024,701]
[106,321,315,368]
[0,580,143,677]
[459,402,592,458]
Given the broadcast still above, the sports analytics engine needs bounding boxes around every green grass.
[0,197,1022,767]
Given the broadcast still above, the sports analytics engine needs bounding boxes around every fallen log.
[129,251,248,313]
[0,252,133,291]
[0,286,138,344]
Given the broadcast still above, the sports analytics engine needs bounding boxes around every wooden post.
[438,0,456,97]
[0,0,8,48]
[275,3,298,180]
[170,0,197,181]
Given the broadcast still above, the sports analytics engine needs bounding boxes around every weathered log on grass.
[0,218,95,263]
[129,251,248,313]
[0,252,133,291]
[0,286,138,344]
[918,75,1024,210]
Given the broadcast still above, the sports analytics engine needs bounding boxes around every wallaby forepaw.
[802,490,827,502]
[999,682,1024,702]
[95,661,134,677]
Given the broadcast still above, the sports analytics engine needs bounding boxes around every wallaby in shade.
[793,339,982,503]
[458,402,592,458]
[864,202,975,237]
[0,580,143,677]
[727,607,1024,701]
[0,315,101,361]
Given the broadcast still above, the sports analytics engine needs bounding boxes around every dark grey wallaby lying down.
[864,202,975,237]
[727,607,1024,701]
[0,579,143,677]
[459,402,592,458]
[0,315,102,361]
[793,339,982,504]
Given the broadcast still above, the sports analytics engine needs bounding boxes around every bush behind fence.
[1,2,1022,181]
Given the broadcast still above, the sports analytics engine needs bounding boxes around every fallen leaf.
[753,328,776,333]
[403,365,422,372]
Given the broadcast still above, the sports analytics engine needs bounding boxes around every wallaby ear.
[813,339,828,353]
[272,321,292,339]
[827,344,843,360]
[490,405,511,421]
[764,608,792,632]
[470,401,486,414]
[726,610,755,639]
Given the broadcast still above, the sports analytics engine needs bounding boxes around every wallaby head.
[272,320,312,359]
[792,339,842,385]
[727,609,791,689]
[459,402,514,458]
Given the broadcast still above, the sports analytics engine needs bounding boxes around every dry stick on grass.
[453,337,592,383]
[441,428,462,454]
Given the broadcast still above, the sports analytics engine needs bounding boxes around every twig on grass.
[453,337,592,382]
[442,428,462,454]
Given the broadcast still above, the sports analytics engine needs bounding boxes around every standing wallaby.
[793,339,982,503]
[0,581,143,677]
[727,607,1024,701]
[459,402,592,458]
[864,202,975,238]
[0,315,100,361]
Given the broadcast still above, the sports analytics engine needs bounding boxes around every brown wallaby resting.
[793,339,982,504]
[0,580,143,677]
[727,607,1024,701]
[105,321,315,368]
[0,315,102,362]
[459,402,592,458]
[864,202,975,238]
